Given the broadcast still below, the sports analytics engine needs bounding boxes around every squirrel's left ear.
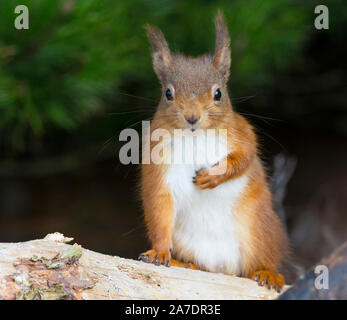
[213,11,231,81]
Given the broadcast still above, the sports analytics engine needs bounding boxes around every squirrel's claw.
[139,249,198,270]
[138,249,171,267]
[250,270,285,293]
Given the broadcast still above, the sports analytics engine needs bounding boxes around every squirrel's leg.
[249,270,285,292]
[139,169,174,266]
[194,117,257,190]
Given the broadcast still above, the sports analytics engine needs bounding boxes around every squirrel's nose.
[185,116,200,125]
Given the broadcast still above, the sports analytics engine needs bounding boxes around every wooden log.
[0,233,288,300]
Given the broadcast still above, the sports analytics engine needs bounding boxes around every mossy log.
[0,233,288,300]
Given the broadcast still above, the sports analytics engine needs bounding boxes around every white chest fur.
[164,132,249,275]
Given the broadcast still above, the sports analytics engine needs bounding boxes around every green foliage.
[0,0,323,153]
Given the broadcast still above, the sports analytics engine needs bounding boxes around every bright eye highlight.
[165,88,173,101]
[214,88,221,101]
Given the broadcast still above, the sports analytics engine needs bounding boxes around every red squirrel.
[139,12,289,292]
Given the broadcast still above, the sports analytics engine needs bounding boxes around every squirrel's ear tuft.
[146,24,172,82]
[213,11,231,81]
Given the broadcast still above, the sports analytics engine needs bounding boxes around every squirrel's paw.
[193,168,223,189]
[170,259,199,270]
[138,249,171,267]
[250,270,285,293]
[138,250,198,270]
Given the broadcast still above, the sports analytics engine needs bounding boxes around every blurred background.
[0,0,346,271]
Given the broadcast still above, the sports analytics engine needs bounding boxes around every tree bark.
[0,233,288,300]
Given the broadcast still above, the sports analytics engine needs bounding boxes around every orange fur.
[141,157,173,254]
[139,12,289,291]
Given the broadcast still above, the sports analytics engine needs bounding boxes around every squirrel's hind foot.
[250,270,285,293]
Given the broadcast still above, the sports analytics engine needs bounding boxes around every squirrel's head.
[147,12,232,131]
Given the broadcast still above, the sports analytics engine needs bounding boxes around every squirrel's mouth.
[188,124,199,132]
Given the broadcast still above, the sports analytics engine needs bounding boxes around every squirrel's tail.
[270,154,305,283]
[270,153,297,232]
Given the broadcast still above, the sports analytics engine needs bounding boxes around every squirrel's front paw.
[138,249,171,267]
[250,270,285,293]
[193,160,229,189]
[193,168,223,189]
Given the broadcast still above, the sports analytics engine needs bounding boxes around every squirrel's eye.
[165,88,173,101]
[214,88,222,101]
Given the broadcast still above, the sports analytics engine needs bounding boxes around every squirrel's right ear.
[146,24,172,82]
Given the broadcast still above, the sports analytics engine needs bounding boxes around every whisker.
[99,113,178,156]
[122,223,145,237]
[208,117,233,126]
[254,127,287,152]
[237,112,283,122]
[151,117,180,131]
[98,134,118,155]
[208,111,282,125]
[211,111,284,121]
[210,115,286,151]
[119,91,158,103]
[231,95,256,103]
[107,110,156,116]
